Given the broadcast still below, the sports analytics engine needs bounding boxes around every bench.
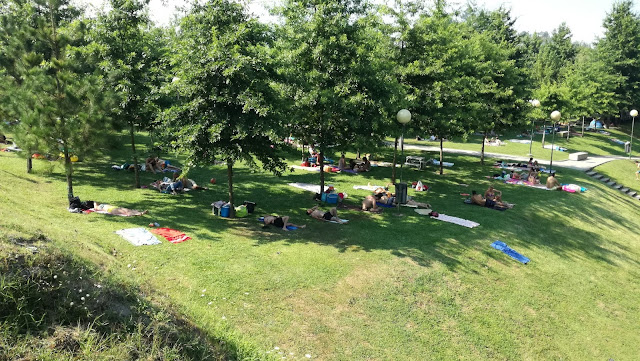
[404,156,426,170]
[568,152,588,161]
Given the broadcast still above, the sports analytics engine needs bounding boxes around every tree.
[403,4,478,175]
[2,0,112,200]
[465,5,529,163]
[274,0,397,192]
[93,0,159,188]
[161,0,285,217]
[533,23,577,85]
[598,0,640,116]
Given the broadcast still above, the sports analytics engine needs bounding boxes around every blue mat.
[491,241,530,264]
[376,202,395,208]
[257,217,297,230]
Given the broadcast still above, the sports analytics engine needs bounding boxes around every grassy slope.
[399,127,636,162]
[595,159,640,192]
[1,135,640,361]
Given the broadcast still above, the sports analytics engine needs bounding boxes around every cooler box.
[220,205,231,217]
[326,193,339,204]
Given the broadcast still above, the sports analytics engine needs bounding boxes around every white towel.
[287,182,326,193]
[415,210,479,228]
[115,228,162,246]
[352,185,384,191]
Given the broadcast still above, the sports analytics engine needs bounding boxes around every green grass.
[2,134,640,360]
[399,126,636,161]
[594,159,640,191]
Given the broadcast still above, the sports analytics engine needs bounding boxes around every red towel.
[150,227,191,244]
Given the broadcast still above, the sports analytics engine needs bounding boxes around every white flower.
[201,294,205,297]
[274,346,280,350]
[127,264,131,268]
[305,354,311,358]
[79,289,82,293]
[221,316,227,320]
[81,297,85,301]
[53,275,57,279]
[202,289,206,292]
[69,302,74,306]
[208,302,212,305]
[85,294,89,297]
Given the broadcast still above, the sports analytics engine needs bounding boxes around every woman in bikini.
[484,185,502,203]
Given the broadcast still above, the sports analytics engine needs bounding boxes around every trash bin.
[625,141,631,153]
[395,182,408,205]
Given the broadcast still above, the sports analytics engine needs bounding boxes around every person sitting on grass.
[509,170,522,180]
[262,215,306,231]
[173,174,208,190]
[470,190,512,209]
[93,202,147,216]
[306,205,347,223]
[546,172,562,190]
[527,169,540,184]
[362,195,382,213]
[636,161,640,180]
[356,157,371,172]
[338,154,348,170]
[484,185,503,203]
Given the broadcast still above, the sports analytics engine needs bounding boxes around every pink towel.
[150,227,191,243]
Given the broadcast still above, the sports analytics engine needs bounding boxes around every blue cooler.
[220,205,231,217]
[326,193,339,204]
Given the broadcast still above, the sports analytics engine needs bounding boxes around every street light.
[529,99,540,155]
[630,109,637,159]
[549,110,561,173]
[396,109,411,215]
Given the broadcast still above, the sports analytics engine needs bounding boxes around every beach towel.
[416,209,479,228]
[504,178,551,190]
[353,185,385,191]
[257,217,298,230]
[491,240,530,264]
[431,159,454,167]
[609,138,626,145]
[115,228,162,246]
[291,165,320,172]
[376,202,395,208]
[83,209,140,217]
[508,139,531,144]
[288,182,326,194]
[543,144,568,151]
[150,227,191,243]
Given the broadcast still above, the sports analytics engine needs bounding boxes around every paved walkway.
[400,143,639,171]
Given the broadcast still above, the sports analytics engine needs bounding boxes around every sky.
[75,0,640,44]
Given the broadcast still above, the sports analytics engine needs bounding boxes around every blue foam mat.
[491,240,530,264]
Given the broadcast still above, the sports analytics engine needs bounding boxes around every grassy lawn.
[595,159,640,191]
[2,134,640,360]
[398,126,636,162]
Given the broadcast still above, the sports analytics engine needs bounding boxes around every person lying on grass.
[93,203,147,216]
[306,206,348,223]
[546,172,562,190]
[471,190,513,209]
[151,179,184,195]
[173,174,208,190]
[372,187,431,209]
[263,215,306,231]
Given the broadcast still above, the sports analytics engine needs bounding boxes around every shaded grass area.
[1,133,640,360]
[0,232,238,360]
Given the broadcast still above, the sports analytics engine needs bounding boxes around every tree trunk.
[439,138,444,175]
[130,122,140,188]
[582,117,585,137]
[27,156,32,173]
[63,145,74,202]
[227,159,235,218]
[391,137,398,184]
[481,131,487,165]
[567,123,570,142]
[319,150,325,195]
[541,121,547,148]
[302,144,305,161]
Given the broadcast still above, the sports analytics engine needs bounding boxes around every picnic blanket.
[491,240,530,264]
[114,228,162,246]
[609,138,626,145]
[150,227,191,243]
[543,144,568,151]
[257,217,298,230]
[508,139,532,144]
[415,209,479,228]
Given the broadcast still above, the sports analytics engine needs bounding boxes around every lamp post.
[630,109,637,159]
[549,111,561,173]
[397,109,412,183]
[529,99,540,155]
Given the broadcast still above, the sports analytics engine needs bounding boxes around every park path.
[400,143,638,171]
